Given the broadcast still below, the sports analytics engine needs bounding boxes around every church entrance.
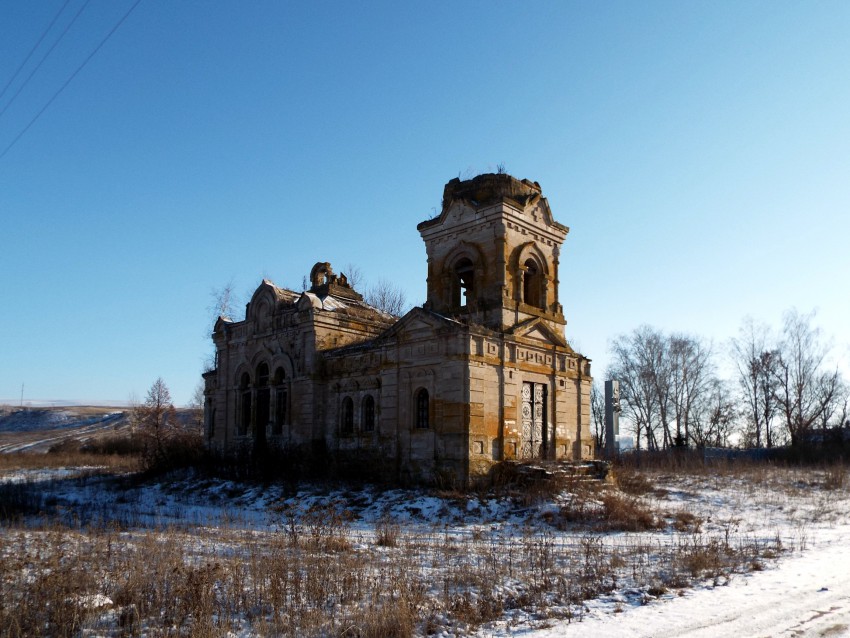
[520,382,547,459]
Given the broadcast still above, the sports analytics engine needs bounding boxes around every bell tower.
[417,173,570,333]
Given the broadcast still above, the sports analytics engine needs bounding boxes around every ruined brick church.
[203,173,593,484]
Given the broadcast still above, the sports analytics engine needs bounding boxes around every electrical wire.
[0,0,144,161]
[0,0,92,120]
[0,0,72,104]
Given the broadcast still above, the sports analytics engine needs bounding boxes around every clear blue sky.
[1,1,848,406]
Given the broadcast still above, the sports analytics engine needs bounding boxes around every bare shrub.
[822,465,847,490]
[672,510,703,533]
[600,492,660,531]
[81,434,145,456]
[375,514,401,547]
[302,502,353,552]
[0,482,45,522]
[614,466,655,495]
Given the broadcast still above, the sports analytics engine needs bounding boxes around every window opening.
[238,372,251,436]
[256,362,270,387]
[415,389,429,429]
[274,388,287,435]
[362,395,375,432]
[341,397,354,435]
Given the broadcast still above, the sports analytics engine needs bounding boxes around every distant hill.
[0,407,125,434]
[0,405,200,454]
[0,406,129,454]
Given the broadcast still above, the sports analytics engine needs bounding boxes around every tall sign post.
[604,380,620,458]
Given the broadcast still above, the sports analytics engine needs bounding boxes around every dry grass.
[599,492,661,531]
[0,449,140,474]
[614,466,656,495]
[0,459,841,636]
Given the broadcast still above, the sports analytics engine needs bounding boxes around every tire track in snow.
[535,527,850,638]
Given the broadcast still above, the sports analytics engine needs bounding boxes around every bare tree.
[690,378,736,448]
[366,279,409,317]
[609,327,661,450]
[641,327,674,448]
[773,309,843,445]
[208,279,241,322]
[188,380,205,435]
[134,377,178,465]
[590,380,605,450]
[669,334,714,447]
[611,327,719,450]
[730,317,780,448]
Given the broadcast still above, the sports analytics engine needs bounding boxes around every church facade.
[202,173,594,485]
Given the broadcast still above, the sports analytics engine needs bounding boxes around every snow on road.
[529,524,850,638]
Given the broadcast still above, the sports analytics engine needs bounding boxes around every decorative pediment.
[379,307,460,342]
[510,317,568,348]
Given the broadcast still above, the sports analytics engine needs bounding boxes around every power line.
[0,0,92,121]
[0,0,143,161]
[0,0,72,104]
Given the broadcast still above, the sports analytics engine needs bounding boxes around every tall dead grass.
[1,461,833,636]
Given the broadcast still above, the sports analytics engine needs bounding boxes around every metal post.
[604,380,620,458]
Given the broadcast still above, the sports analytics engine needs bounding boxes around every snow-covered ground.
[2,463,849,636]
[551,527,850,637]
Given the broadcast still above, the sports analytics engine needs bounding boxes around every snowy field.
[1,462,849,636]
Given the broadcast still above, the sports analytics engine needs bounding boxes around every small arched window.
[361,395,375,432]
[341,397,354,435]
[415,388,429,429]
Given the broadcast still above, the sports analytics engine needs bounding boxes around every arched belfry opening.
[522,258,545,310]
[452,257,475,308]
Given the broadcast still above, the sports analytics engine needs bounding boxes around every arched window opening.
[238,373,251,436]
[523,259,544,309]
[272,367,287,436]
[415,388,429,429]
[341,397,354,435]
[453,258,475,308]
[273,388,287,435]
[255,363,271,441]
[256,362,270,387]
[361,395,375,432]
